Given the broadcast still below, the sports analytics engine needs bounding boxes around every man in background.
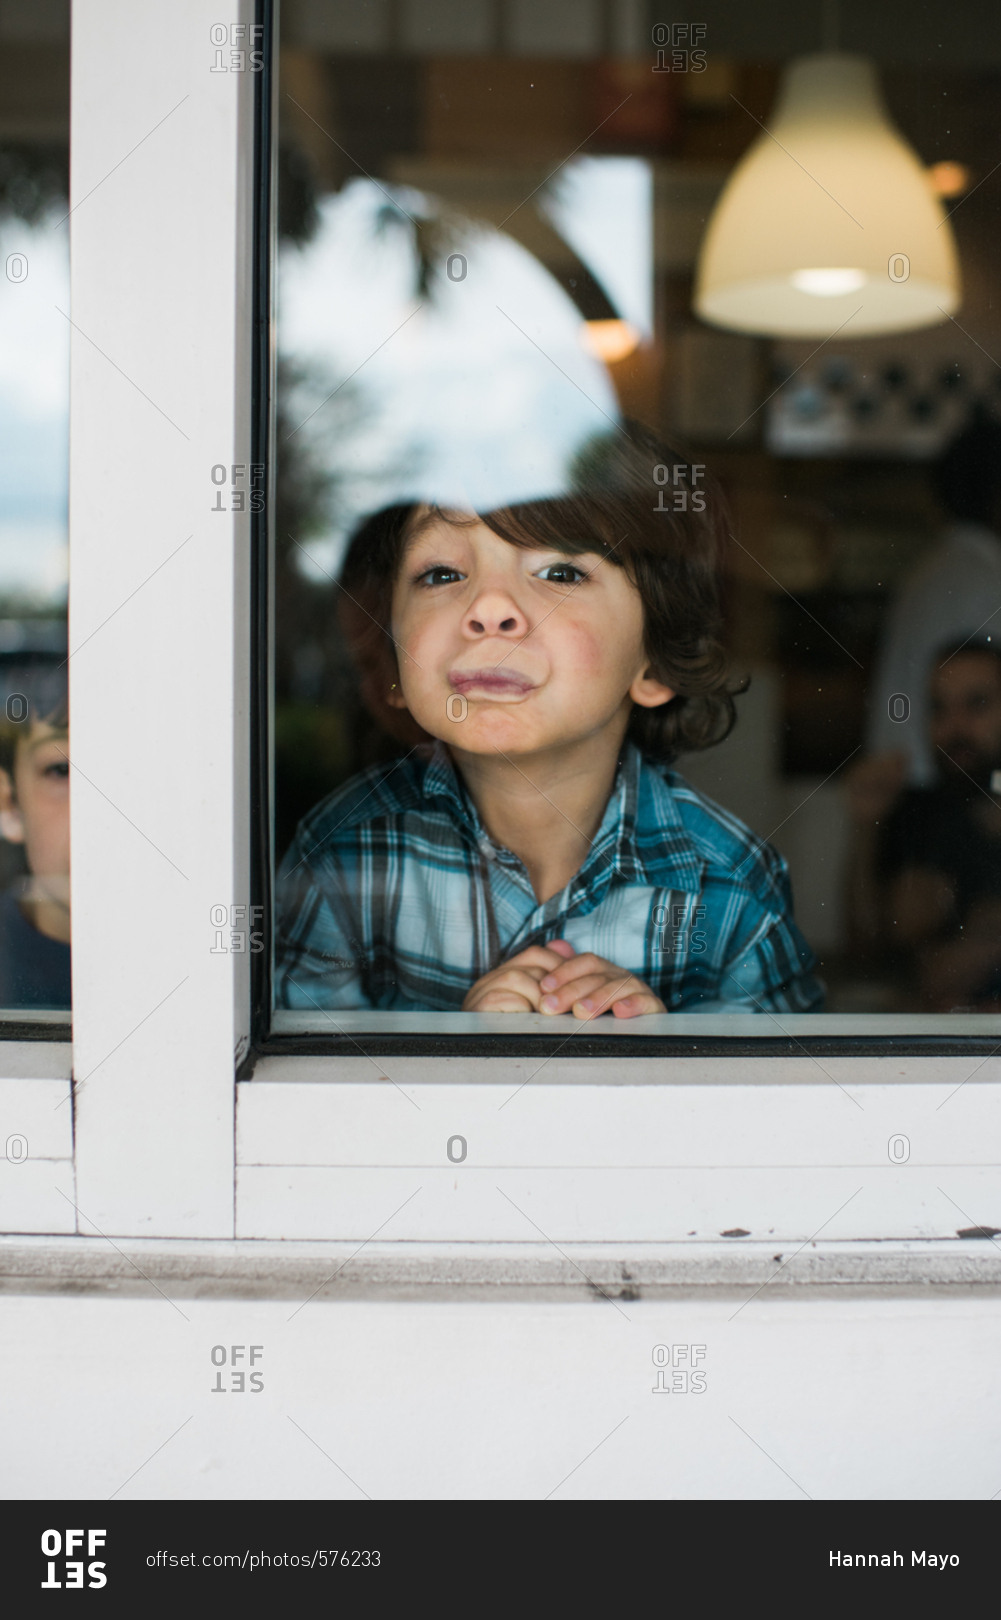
[866,405,1001,785]
[846,640,1001,1010]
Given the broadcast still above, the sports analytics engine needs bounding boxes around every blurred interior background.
[272,0,1001,1013]
[5,1,1001,1012]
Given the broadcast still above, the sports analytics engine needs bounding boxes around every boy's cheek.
[555,622,604,673]
[556,622,638,691]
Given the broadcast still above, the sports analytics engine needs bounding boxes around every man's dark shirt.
[0,887,71,1009]
[878,783,1001,920]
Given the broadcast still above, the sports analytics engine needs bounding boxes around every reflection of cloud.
[0,524,67,603]
[540,156,654,340]
[0,214,69,415]
[279,179,619,570]
[0,389,67,520]
[0,213,69,602]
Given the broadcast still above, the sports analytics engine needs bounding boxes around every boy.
[276,422,822,1018]
[0,661,70,1009]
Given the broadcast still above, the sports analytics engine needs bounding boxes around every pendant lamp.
[693,53,961,338]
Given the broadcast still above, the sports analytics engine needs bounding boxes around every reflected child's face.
[0,722,70,915]
[387,511,673,757]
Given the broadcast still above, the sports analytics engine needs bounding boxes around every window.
[266,1,1001,1049]
[0,2,71,1025]
[5,0,999,1261]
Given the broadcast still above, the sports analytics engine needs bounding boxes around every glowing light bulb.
[790,267,867,296]
[581,319,641,363]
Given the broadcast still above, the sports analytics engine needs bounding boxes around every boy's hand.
[462,939,577,1013]
[537,950,667,1019]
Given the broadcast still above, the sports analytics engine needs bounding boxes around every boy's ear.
[629,668,675,710]
[0,766,25,844]
[386,680,408,710]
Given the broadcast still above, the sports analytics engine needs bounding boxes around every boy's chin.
[439,726,571,759]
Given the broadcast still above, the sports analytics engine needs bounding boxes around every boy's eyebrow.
[402,516,608,562]
[25,729,69,753]
[401,509,463,553]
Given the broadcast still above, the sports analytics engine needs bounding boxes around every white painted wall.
[3,1289,998,1499]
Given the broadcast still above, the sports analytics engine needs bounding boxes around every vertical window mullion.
[68,0,257,1235]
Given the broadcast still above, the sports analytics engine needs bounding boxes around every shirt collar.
[420,740,480,830]
[420,739,703,896]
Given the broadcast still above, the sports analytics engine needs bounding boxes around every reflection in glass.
[273,4,1001,1025]
[0,11,70,1015]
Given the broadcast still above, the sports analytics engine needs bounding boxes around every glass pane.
[271,1,1001,1032]
[0,2,70,1019]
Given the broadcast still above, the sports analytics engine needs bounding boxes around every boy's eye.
[414,565,464,588]
[536,561,587,585]
[42,760,70,780]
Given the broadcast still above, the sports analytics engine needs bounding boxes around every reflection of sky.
[540,157,653,339]
[279,178,620,576]
[0,214,69,603]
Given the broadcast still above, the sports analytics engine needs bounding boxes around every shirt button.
[477,835,496,861]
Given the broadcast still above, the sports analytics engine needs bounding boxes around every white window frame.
[63,0,255,1236]
[3,0,1001,1281]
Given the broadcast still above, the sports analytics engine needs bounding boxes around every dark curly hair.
[0,659,68,782]
[336,420,744,763]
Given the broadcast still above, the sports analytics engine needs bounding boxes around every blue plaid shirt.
[275,740,824,1014]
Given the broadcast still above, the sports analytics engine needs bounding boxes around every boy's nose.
[463,590,528,638]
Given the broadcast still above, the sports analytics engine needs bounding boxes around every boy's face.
[388,510,673,756]
[0,721,70,907]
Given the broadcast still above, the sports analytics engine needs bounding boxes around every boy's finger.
[493,967,552,1009]
[571,976,647,1017]
[539,972,609,1014]
[545,939,577,959]
[610,992,664,1018]
[538,952,609,991]
[473,991,535,1012]
[507,944,577,975]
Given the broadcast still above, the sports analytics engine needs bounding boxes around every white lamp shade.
[693,53,961,338]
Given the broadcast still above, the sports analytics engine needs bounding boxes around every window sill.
[0,1013,72,1044]
[264,1007,1001,1060]
[1,1235,999,1301]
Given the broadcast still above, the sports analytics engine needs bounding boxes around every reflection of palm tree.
[274,356,407,857]
[274,355,356,856]
[372,196,468,302]
[0,146,70,624]
[0,143,69,224]
[282,140,466,310]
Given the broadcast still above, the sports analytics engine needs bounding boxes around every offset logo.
[41,1529,107,1589]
